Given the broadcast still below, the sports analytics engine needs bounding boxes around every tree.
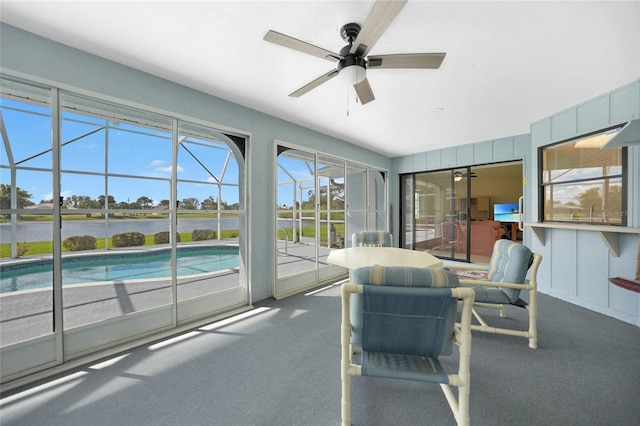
[136,196,153,209]
[200,196,217,210]
[76,195,99,209]
[576,187,601,212]
[98,195,116,209]
[180,197,200,210]
[158,199,170,207]
[0,184,35,213]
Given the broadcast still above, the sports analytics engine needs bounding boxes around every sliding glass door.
[401,163,524,263]
[401,169,469,261]
[275,144,387,298]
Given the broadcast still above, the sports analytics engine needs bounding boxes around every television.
[494,203,520,223]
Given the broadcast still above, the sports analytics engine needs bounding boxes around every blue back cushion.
[351,266,459,356]
[352,231,393,247]
[487,240,533,303]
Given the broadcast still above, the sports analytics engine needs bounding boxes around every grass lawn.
[0,230,240,259]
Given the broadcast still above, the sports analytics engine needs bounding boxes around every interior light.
[454,171,463,182]
[573,127,622,148]
[340,64,366,84]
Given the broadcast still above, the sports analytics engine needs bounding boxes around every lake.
[0,217,242,242]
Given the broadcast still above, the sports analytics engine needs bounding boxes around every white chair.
[351,231,393,247]
[341,265,475,426]
[447,239,543,349]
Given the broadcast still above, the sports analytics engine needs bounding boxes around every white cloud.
[41,189,73,201]
[155,165,184,174]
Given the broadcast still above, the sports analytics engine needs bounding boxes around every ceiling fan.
[263,0,446,105]
[454,171,478,181]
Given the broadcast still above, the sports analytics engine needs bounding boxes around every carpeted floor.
[1,282,639,426]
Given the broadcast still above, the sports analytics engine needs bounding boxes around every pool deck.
[0,241,345,347]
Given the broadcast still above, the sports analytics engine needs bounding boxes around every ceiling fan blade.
[354,77,375,105]
[367,53,446,69]
[264,30,341,62]
[289,69,340,98]
[350,0,407,56]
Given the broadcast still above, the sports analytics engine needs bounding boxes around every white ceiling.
[1,1,638,157]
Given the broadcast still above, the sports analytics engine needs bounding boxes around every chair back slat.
[361,285,456,357]
[352,266,460,356]
[352,231,393,247]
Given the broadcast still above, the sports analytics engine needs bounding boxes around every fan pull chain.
[346,84,350,117]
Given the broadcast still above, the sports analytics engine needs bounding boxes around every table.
[327,247,443,278]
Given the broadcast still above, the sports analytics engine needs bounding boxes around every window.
[1,76,246,376]
[540,126,626,225]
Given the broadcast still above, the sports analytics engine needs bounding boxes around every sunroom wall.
[529,80,640,326]
[0,23,390,302]
[390,81,640,326]
[389,133,533,244]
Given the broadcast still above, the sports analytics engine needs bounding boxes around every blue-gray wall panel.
[456,145,474,165]
[473,141,494,164]
[530,79,640,326]
[576,232,610,304]
[608,234,640,320]
[393,155,413,174]
[513,134,530,158]
[493,137,514,161]
[550,108,577,142]
[549,229,578,296]
[611,82,640,124]
[531,118,551,146]
[577,95,610,135]
[412,152,427,171]
[441,148,456,167]
[426,151,441,169]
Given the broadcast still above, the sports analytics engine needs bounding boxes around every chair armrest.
[443,263,489,272]
[457,278,534,290]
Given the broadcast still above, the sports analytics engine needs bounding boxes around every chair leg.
[457,383,470,426]
[341,364,352,426]
[528,292,538,349]
[471,308,489,327]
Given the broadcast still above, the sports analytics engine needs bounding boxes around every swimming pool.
[0,246,239,294]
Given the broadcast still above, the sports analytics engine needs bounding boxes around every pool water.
[0,247,239,293]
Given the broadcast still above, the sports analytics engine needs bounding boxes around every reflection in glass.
[276,148,317,278]
[542,130,625,225]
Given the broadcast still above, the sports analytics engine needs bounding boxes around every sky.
[1,98,240,208]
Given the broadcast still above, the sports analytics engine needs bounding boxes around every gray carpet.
[1,282,639,426]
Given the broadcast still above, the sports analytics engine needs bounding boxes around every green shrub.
[192,229,216,241]
[153,231,181,244]
[17,242,30,256]
[112,231,145,248]
[62,235,97,251]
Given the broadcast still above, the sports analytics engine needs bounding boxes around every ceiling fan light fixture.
[340,64,366,84]
[454,171,463,182]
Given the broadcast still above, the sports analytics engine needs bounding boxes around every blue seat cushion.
[486,240,533,303]
[362,351,449,384]
[465,285,513,304]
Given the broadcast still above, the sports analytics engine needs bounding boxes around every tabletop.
[327,246,443,271]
